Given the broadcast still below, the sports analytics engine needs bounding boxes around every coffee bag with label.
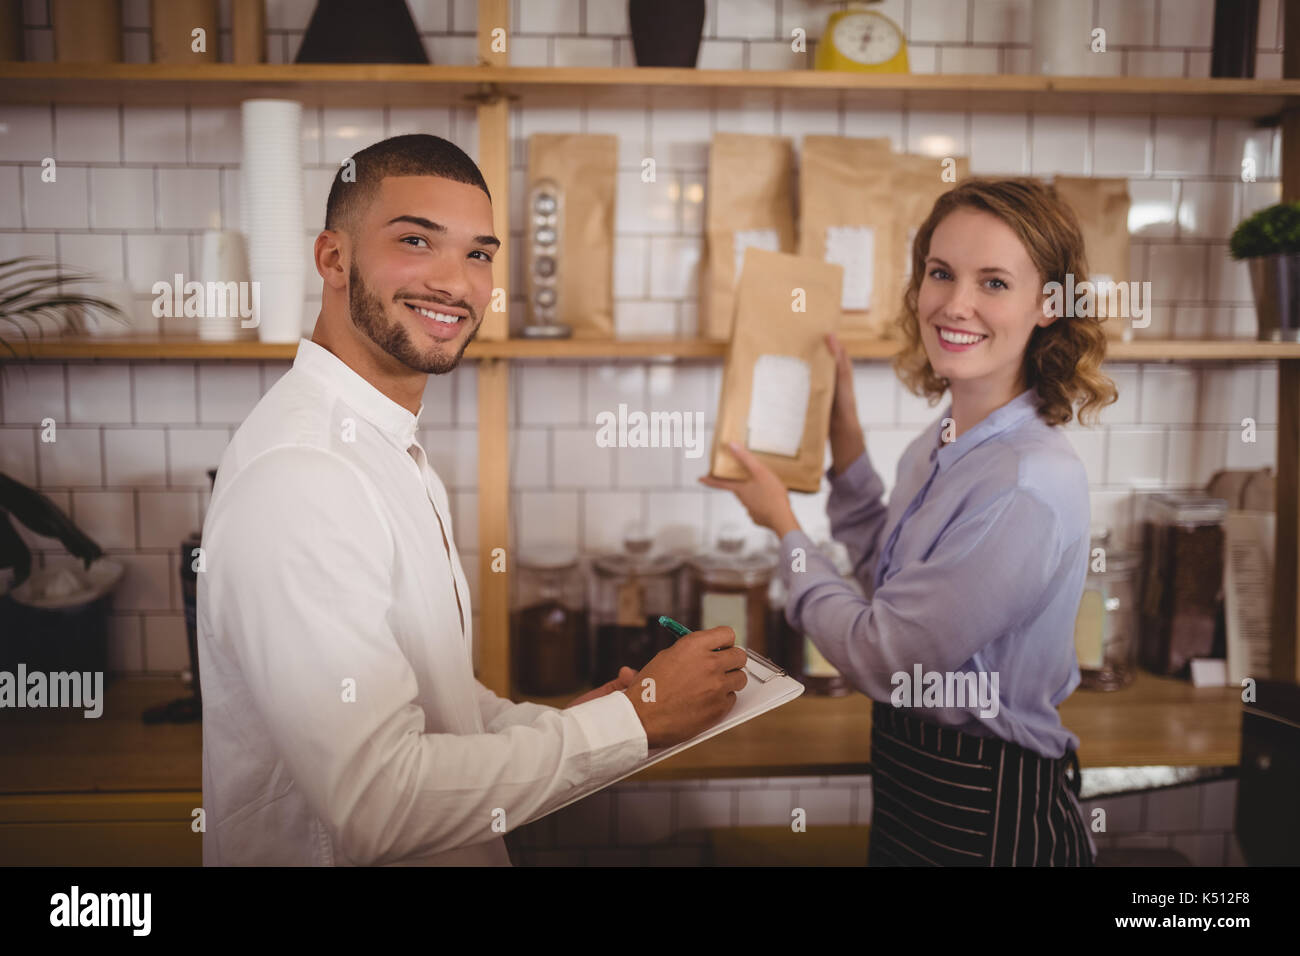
[798,135,895,338]
[710,247,843,493]
[1053,175,1132,340]
[527,133,618,338]
[701,133,797,341]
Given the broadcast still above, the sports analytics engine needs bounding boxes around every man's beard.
[347,262,479,375]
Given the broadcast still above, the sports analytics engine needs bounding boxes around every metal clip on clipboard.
[740,647,785,684]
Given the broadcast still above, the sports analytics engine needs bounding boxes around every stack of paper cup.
[240,99,305,343]
[1030,0,1094,76]
[197,229,257,341]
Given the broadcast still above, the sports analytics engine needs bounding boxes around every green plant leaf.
[1229,201,1300,259]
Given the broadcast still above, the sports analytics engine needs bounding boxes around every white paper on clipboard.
[541,668,805,819]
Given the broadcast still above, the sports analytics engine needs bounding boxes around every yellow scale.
[814,4,910,73]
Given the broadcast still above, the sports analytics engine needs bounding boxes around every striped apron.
[868,701,1096,866]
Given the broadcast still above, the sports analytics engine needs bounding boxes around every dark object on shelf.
[295,0,428,64]
[0,0,23,61]
[1237,680,1300,865]
[0,471,104,587]
[629,0,705,68]
[1210,0,1259,78]
[1137,495,1227,677]
[594,617,674,679]
[512,547,589,696]
[143,467,218,725]
[0,594,112,681]
[142,532,203,724]
[512,603,590,697]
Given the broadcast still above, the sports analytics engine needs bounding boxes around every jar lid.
[519,543,579,571]
[590,549,683,578]
[590,526,683,579]
[1146,493,1228,525]
[687,533,778,588]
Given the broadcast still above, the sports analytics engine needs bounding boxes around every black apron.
[868,700,1096,866]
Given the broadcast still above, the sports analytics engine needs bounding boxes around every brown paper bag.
[527,133,618,338]
[701,133,797,341]
[710,247,842,494]
[797,136,902,339]
[893,152,971,307]
[1053,176,1132,340]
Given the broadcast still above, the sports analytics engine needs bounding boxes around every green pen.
[655,615,785,683]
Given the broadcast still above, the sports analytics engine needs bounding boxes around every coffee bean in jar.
[511,546,589,697]
[588,527,683,683]
[1136,494,1227,677]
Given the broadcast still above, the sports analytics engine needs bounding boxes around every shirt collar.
[293,338,423,450]
[930,386,1042,473]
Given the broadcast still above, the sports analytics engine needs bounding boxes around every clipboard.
[542,649,805,819]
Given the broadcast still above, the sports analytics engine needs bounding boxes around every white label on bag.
[733,228,781,285]
[825,225,874,310]
[747,354,810,458]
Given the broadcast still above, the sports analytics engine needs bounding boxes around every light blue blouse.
[778,386,1092,759]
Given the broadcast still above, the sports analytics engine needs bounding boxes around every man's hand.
[566,666,637,708]
[623,626,747,749]
[698,442,801,539]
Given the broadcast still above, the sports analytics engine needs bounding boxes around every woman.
[700,178,1117,866]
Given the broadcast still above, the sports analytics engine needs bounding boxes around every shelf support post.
[474,0,513,695]
[1277,1,1300,680]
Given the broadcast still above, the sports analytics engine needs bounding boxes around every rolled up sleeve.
[205,446,647,866]
[779,487,1066,702]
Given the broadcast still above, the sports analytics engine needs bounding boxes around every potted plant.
[1,256,128,676]
[1229,201,1300,342]
[0,255,129,357]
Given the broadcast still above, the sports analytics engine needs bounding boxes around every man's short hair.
[324,133,491,233]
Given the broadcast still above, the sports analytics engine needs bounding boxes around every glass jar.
[588,527,683,681]
[1137,494,1228,677]
[1073,529,1139,690]
[685,527,777,656]
[511,545,589,697]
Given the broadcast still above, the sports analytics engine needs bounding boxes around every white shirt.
[197,337,647,866]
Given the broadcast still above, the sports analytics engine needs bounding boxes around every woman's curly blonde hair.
[891,177,1118,427]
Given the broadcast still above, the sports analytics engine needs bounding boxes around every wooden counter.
[0,672,1242,795]
[526,670,1244,779]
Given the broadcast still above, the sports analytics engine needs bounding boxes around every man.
[198,134,745,866]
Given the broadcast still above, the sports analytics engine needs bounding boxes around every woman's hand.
[826,332,866,478]
[698,441,801,540]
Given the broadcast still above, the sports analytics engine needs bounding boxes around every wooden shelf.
[1,62,1299,117]
[6,334,1300,362]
